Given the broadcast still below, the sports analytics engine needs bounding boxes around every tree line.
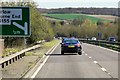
[52,17,118,41]
[39,8,118,16]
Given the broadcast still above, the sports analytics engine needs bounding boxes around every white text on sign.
[0,9,22,25]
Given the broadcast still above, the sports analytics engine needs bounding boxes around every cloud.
[36,0,119,3]
[34,0,119,8]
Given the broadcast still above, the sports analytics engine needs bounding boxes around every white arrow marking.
[13,22,28,35]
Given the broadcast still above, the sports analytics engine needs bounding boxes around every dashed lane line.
[101,67,107,72]
[93,61,98,64]
[82,51,85,53]
[83,51,114,78]
[89,56,92,59]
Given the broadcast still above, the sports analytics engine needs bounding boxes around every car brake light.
[76,43,80,47]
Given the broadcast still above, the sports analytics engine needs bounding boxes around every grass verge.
[21,39,60,77]
[25,39,60,57]
[2,39,60,78]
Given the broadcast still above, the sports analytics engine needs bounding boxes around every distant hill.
[38,8,118,16]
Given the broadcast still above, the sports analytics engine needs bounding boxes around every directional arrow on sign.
[13,22,28,35]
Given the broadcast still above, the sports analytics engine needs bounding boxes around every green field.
[43,14,111,23]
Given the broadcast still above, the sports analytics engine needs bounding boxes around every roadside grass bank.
[2,39,60,78]
[25,39,60,57]
[2,47,22,58]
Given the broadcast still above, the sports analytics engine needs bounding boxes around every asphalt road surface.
[35,43,118,78]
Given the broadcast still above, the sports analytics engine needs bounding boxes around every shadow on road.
[46,53,78,56]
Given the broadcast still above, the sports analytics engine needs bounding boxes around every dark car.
[108,37,116,42]
[61,38,82,55]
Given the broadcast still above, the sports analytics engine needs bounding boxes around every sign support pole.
[0,38,4,79]
[24,37,27,49]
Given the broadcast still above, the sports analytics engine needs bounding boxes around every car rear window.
[64,40,78,44]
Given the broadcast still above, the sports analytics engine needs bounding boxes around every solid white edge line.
[98,47,118,53]
[31,42,60,78]
[85,54,88,55]
[84,43,118,53]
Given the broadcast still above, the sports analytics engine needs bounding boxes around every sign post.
[0,7,30,37]
[0,39,4,57]
[0,39,4,79]
[0,7,30,79]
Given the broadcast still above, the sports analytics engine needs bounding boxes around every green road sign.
[0,7,30,37]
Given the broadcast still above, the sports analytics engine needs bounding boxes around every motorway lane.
[35,44,116,78]
[82,43,118,78]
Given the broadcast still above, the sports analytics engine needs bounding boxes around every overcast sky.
[1,0,119,8]
[33,0,119,9]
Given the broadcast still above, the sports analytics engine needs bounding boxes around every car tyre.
[78,52,82,55]
[61,51,64,55]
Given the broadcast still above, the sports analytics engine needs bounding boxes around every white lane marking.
[84,43,118,53]
[82,51,85,53]
[93,61,98,64]
[31,43,60,78]
[85,54,88,55]
[101,68,107,72]
[89,56,92,59]
[98,46,118,53]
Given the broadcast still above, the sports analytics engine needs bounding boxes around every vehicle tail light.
[75,43,81,47]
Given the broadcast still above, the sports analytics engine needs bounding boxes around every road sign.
[0,7,30,37]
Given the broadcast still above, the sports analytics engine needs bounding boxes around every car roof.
[109,37,115,38]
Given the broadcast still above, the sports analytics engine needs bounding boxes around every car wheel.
[78,52,82,55]
[61,51,64,55]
